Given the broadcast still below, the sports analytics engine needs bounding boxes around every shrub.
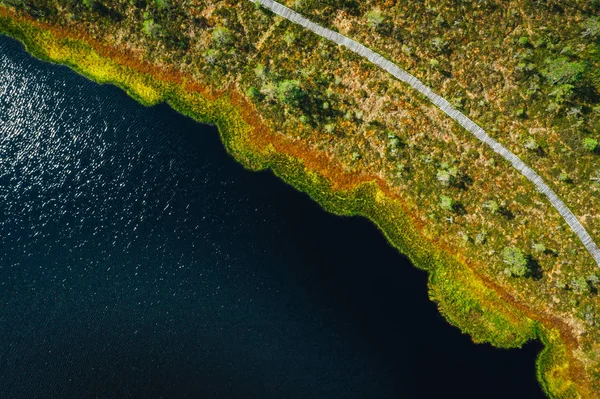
[277,80,305,106]
[212,27,232,46]
[143,19,160,37]
[581,17,600,39]
[532,243,546,254]
[439,195,455,212]
[571,277,590,295]
[436,166,458,186]
[483,200,499,214]
[247,86,261,100]
[542,57,587,86]
[431,37,449,52]
[366,9,385,29]
[524,137,540,151]
[155,0,169,9]
[502,247,529,277]
[518,36,529,46]
[583,137,598,152]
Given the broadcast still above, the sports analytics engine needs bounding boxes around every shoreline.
[0,8,589,397]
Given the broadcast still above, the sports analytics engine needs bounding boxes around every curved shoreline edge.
[0,9,590,398]
[252,0,600,269]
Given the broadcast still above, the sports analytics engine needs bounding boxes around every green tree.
[542,57,587,86]
[388,133,402,149]
[155,0,169,9]
[524,137,540,151]
[548,84,575,105]
[212,27,232,46]
[475,232,487,245]
[277,80,305,106]
[439,195,455,212]
[583,137,598,152]
[431,37,449,53]
[436,165,458,186]
[571,277,590,295]
[143,19,160,37]
[581,17,600,39]
[366,9,385,29]
[247,86,261,101]
[503,247,529,277]
[517,36,529,46]
[254,63,268,80]
[204,49,220,65]
[532,243,546,254]
[483,200,499,214]
[283,30,296,46]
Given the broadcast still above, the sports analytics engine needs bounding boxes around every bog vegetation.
[1,0,600,396]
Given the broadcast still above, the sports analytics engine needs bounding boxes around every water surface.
[0,35,544,398]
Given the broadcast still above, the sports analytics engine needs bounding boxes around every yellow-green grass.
[0,12,580,397]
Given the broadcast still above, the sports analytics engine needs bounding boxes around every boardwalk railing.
[251,0,600,267]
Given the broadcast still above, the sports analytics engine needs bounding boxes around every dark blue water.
[0,35,545,398]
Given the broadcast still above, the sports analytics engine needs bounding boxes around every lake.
[0,34,545,398]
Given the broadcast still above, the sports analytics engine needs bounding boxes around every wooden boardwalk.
[251,0,600,267]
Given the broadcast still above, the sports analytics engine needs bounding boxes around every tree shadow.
[527,256,543,280]
[499,207,514,220]
[453,203,467,216]
[456,173,474,190]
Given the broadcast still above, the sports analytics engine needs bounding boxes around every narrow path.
[250,0,600,267]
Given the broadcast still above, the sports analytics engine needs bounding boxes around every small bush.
[583,137,598,152]
[439,195,455,212]
[212,27,232,46]
[542,57,587,86]
[503,247,529,277]
[366,9,385,29]
[247,86,262,100]
[277,80,305,106]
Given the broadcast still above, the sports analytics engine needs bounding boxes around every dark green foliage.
[247,86,262,101]
[542,57,587,86]
[277,80,305,106]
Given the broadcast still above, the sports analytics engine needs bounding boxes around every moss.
[537,328,582,399]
